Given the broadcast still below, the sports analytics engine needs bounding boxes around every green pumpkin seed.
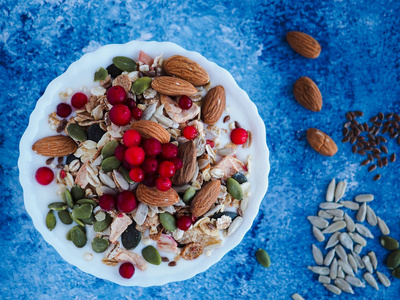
[46,210,56,231]
[392,267,400,279]
[121,222,141,250]
[95,211,106,222]
[66,228,72,240]
[101,140,119,159]
[70,212,85,226]
[211,211,238,220]
[71,184,85,201]
[227,178,244,200]
[112,56,137,72]
[67,123,87,142]
[119,166,134,184]
[387,249,400,269]
[48,202,68,211]
[183,187,196,204]
[58,210,73,225]
[64,189,75,209]
[81,213,95,225]
[381,236,399,250]
[70,226,87,248]
[76,199,98,207]
[92,236,110,253]
[159,212,177,232]
[94,67,108,81]
[72,204,93,220]
[256,248,271,268]
[94,213,113,232]
[131,77,152,94]
[232,172,248,184]
[142,246,161,265]
[101,156,121,172]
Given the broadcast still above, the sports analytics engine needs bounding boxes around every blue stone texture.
[1,0,400,299]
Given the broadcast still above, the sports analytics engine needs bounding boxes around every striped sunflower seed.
[323,283,341,295]
[339,232,353,250]
[319,275,331,284]
[325,209,344,218]
[349,232,367,247]
[334,181,347,202]
[368,251,378,270]
[312,226,325,242]
[352,251,365,269]
[338,258,355,276]
[319,202,343,209]
[326,232,341,249]
[376,271,391,287]
[330,258,338,279]
[347,253,358,273]
[355,194,374,203]
[322,221,346,234]
[324,248,336,266]
[344,213,355,232]
[318,210,334,219]
[339,201,359,210]
[356,202,367,222]
[363,272,379,290]
[362,255,374,274]
[307,266,330,275]
[312,244,324,265]
[326,178,336,202]
[345,275,365,288]
[354,244,363,254]
[335,245,348,262]
[366,205,377,226]
[337,266,345,278]
[377,217,390,235]
[291,294,305,300]
[355,223,374,239]
[334,278,354,294]
[307,216,329,229]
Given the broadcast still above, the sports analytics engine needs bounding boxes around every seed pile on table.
[342,111,399,181]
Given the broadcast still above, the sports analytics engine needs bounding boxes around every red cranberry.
[35,167,54,185]
[158,161,176,178]
[160,143,178,159]
[99,194,115,211]
[129,167,145,182]
[141,157,159,174]
[125,98,137,109]
[182,126,197,140]
[170,157,183,170]
[119,262,135,279]
[56,103,72,118]
[178,96,193,110]
[107,86,127,105]
[116,191,137,213]
[155,176,172,191]
[71,92,88,109]
[109,104,132,126]
[124,146,145,166]
[206,139,215,148]
[142,173,157,187]
[230,128,248,145]
[114,144,127,161]
[176,215,192,231]
[132,107,143,120]
[123,130,141,147]
[123,161,135,169]
[142,138,162,156]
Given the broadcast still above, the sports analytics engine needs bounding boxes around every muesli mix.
[32,51,253,278]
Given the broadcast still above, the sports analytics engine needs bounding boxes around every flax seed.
[373,153,381,160]
[358,149,366,155]
[234,121,241,128]
[370,116,378,123]
[344,121,351,128]
[363,122,369,131]
[364,146,373,151]
[354,111,364,117]
[361,159,370,166]
[342,128,349,137]
[352,145,357,153]
[342,136,350,143]
[378,112,384,121]
[381,145,388,154]
[384,120,392,127]
[161,257,169,262]
[382,157,388,166]
[390,153,396,162]
[223,115,230,123]
[374,121,382,127]
[377,159,383,168]
[357,141,364,149]
[368,165,377,172]
[380,136,387,143]
[168,261,177,267]
[385,113,394,120]
[346,112,352,121]
[381,127,389,134]
[351,137,357,144]
[368,154,374,161]
[350,112,356,119]
[393,121,399,129]
[372,148,381,154]
[373,128,380,136]
[373,174,381,181]
[46,157,55,165]
[394,113,400,122]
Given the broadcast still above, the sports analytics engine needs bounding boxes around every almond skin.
[286,31,321,59]
[163,55,210,86]
[32,135,77,157]
[136,184,179,207]
[190,180,221,217]
[151,76,198,96]
[201,85,226,125]
[293,77,322,112]
[131,120,170,143]
[171,141,197,186]
[307,128,338,156]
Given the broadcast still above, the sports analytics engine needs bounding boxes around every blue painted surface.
[1,0,400,299]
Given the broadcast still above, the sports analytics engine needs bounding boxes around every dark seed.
[121,222,141,250]
[346,113,352,121]
[354,111,363,117]
[386,113,394,120]
[369,126,375,133]
[350,124,357,130]
[66,154,79,165]
[358,149,366,155]
[223,115,231,123]
[373,153,381,160]
[373,174,381,181]
[361,159,370,166]
[349,130,354,138]
[357,141,364,149]
[395,114,400,122]
[88,124,106,143]
[377,160,383,168]
[350,137,357,144]
[350,112,356,119]
[380,136,387,143]
[394,121,400,129]
[370,116,378,122]
[234,121,241,129]
[56,119,68,133]
[383,157,388,166]
[374,121,382,127]
[398,136,400,145]
[374,139,380,146]
[373,128,381,136]
[368,153,373,160]
[381,145,388,154]
[358,136,365,141]
[58,157,64,164]
[378,112,384,121]
[161,257,169,262]
[168,261,177,267]
[370,141,377,147]
[372,148,381,154]
[390,153,396,162]
[344,122,351,128]
[363,123,369,131]
[364,146,373,151]
[352,145,357,153]
[106,63,123,78]
[351,119,359,126]
[342,136,350,143]
[362,140,369,146]
[367,133,375,140]
[358,124,365,132]
[368,165,377,172]
[354,129,361,136]
[389,127,394,135]
[46,157,54,165]
[384,120,392,127]
[381,127,389,134]
[343,128,349,137]
[393,132,399,139]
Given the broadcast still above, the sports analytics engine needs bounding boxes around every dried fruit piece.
[256,248,271,268]
[181,242,203,260]
[142,245,161,265]
[163,55,210,86]
[201,85,226,125]
[286,31,321,59]
[306,128,338,156]
[293,77,322,112]
[32,135,77,157]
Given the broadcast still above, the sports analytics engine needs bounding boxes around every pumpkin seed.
[211,211,238,220]
[387,249,400,269]
[64,188,75,208]
[380,236,399,250]
[91,236,110,253]
[95,211,106,222]
[71,184,84,201]
[81,213,95,225]
[48,202,68,211]
[112,56,137,72]
[183,187,196,204]
[159,212,177,232]
[72,204,93,220]
[101,140,119,158]
[121,222,141,250]
[256,248,271,268]
[66,229,72,240]
[226,178,244,200]
[70,212,85,226]
[66,123,87,142]
[70,226,87,248]
[101,156,121,172]
[46,210,56,231]
[94,67,108,81]
[142,245,161,265]
[392,267,400,279]
[58,210,73,225]
[231,172,247,184]
[76,199,98,207]
[131,77,152,94]
[94,213,112,232]
[119,166,134,184]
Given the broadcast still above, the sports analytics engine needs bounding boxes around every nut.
[172,141,197,186]
[131,120,170,143]
[307,128,338,156]
[190,180,221,217]
[201,85,226,125]
[293,77,322,112]
[151,76,198,96]
[136,184,179,207]
[163,55,209,86]
[286,31,321,59]
[32,135,77,157]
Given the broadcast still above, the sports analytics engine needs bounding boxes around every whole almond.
[151,76,198,96]
[190,180,221,217]
[32,135,77,157]
[293,77,322,112]
[163,55,209,86]
[171,141,197,186]
[131,120,170,143]
[286,31,321,59]
[136,184,179,207]
[307,128,338,156]
[201,85,226,125]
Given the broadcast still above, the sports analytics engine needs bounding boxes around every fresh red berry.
[123,161,135,169]
[99,194,115,211]
[142,173,157,187]
[142,138,162,156]
[170,157,183,170]
[206,139,215,148]
[119,262,135,279]
[107,86,127,105]
[116,191,137,213]
[71,92,88,109]
[131,107,143,120]
[109,104,132,126]
[125,98,137,109]
[124,146,145,166]
[230,128,248,145]
[129,167,145,182]
[141,157,159,174]
[178,96,193,110]
[35,167,54,185]
[158,161,176,178]
[56,103,72,118]
[114,144,127,161]
[123,130,141,147]
[182,126,197,140]
[155,176,172,191]
[176,215,192,231]
[160,143,178,159]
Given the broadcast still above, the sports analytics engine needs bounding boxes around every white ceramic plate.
[18,41,270,286]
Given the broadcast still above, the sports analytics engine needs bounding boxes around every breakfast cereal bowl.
[18,41,270,286]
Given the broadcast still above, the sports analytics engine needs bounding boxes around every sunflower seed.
[335,245,348,262]
[339,233,353,250]
[354,244,363,254]
[349,232,367,247]
[326,209,344,218]
[323,283,342,295]
[324,248,336,266]
[363,272,379,290]
[312,244,324,265]
[338,259,355,276]
[319,275,331,284]
[330,258,338,279]
[344,213,355,232]
[340,201,359,210]
[291,294,305,300]
[326,232,341,249]
[362,255,374,274]
[307,266,330,275]
[347,253,358,273]
[356,203,367,222]
[333,216,344,221]
[377,217,390,235]
[326,178,336,202]
[226,216,243,237]
[337,266,345,278]
[334,278,354,294]
[322,221,346,234]
[318,210,334,219]
[345,275,366,288]
[366,205,377,226]
[355,223,374,239]
[307,216,329,229]
[368,251,378,270]
[352,251,365,269]
[355,194,374,203]
[335,181,347,202]
[313,226,325,242]
[319,202,343,209]
[376,271,391,287]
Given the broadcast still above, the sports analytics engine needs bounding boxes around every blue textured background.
[1,0,400,299]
